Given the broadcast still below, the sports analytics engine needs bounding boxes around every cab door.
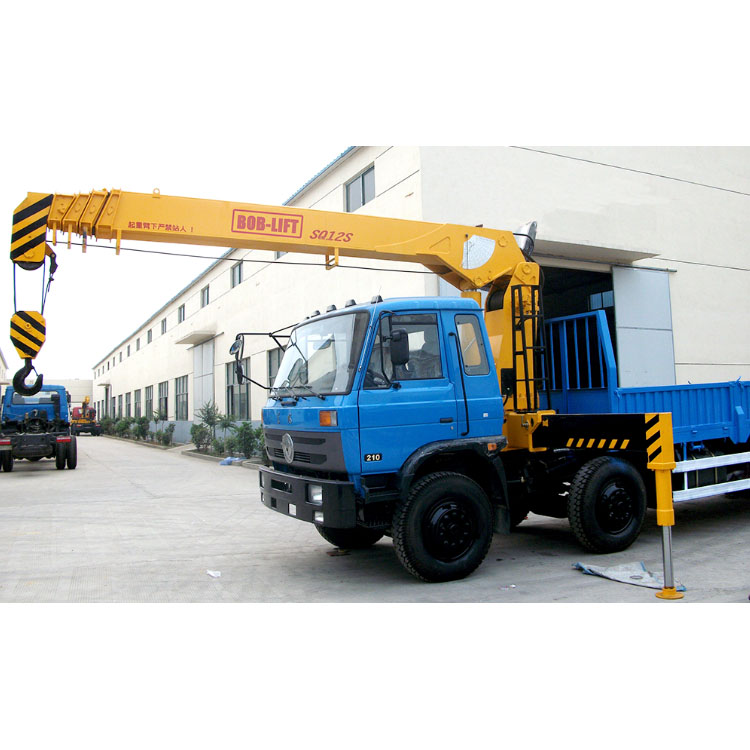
[357,312,458,475]
[449,311,504,438]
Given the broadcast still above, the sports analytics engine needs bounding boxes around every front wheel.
[567,456,647,553]
[393,472,493,582]
[316,525,384,549]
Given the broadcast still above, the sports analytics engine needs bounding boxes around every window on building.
[134,389,142,419]
[107,362,110,371]
[147,329,153,344]
[125,392,132,418]
[230,262,243,288]
[127,345,131,357]
[177,304,185,324]
[158,381,169,419]
[161,318,167,335]
[145,385,153,419]
[175,375,189,421]
[111,397,116,417]
[136,338,140,351]
[345,166,375,212]
[117,394,123,419]
[268,347,284,386]
[200,286,210,307]
[226,358,250,420]
[589,290,615,311]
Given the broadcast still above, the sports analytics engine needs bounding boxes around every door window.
[364,314,443,388]
[455,314,490,375]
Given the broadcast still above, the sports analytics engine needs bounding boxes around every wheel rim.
[595,481,635,535]
[422,498,477,562]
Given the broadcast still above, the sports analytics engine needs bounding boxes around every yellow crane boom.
[10,189,542,409]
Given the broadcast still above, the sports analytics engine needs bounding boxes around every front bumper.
[258,466,357,528]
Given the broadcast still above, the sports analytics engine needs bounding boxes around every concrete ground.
[0,436,747,603]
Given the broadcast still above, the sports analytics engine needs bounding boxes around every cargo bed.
[544,311,750,501]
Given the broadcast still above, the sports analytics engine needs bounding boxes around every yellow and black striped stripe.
[565,437,631,450]
[644,412,675,469]
[10,194,53,270]
[9,311,46,359]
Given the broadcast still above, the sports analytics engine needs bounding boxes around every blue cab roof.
[301,296,482,325]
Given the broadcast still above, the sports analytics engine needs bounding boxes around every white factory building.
[91,146,750,442]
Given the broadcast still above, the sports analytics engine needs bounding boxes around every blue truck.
[0,385,78,471]
[237,294,715,583]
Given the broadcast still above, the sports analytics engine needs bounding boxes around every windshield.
[11,393,57,405]
[272,312,369,396]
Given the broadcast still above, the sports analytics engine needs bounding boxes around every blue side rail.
[544,311,750,447]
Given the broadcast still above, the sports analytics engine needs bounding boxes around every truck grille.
[270,448,321,464]
[264,428,346,473]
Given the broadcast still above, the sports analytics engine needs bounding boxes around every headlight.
[308,484,323,505]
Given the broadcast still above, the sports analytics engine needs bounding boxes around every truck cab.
[258,296,510,581]
[0,385,77,471]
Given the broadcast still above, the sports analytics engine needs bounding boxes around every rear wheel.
[55,444,67,470]
[567,456,647,553]
[393,472,493,582]
[1,452,13,472]
[66,437,78,470]
[316,526,384,549]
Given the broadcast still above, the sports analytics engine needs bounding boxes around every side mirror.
[229,336,243,358]
[390,328,410,367]
[235,361,245,383]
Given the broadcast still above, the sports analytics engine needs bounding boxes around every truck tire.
[567,456,647,553]
[66,437,78,470]
[55,444,67,470]
[316,526,385,549]
[393,472,493,582]
[1,452,13,472]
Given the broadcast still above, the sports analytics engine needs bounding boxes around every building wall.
[419,146,750,383]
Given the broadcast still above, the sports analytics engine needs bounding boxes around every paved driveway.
[0,436,748,602]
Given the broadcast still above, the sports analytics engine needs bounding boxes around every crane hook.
[12,358,44,397]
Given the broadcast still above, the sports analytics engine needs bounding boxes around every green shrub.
[230,422,256,458]
[224,435,239,455]
[160,423,176,446]
[254,426,265,456]
[115,417,134,437]
[191,423,212,452]
[211,437,225,455]
[195,401,221,440]
[133,416,150,441]
[100,416,115,435]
